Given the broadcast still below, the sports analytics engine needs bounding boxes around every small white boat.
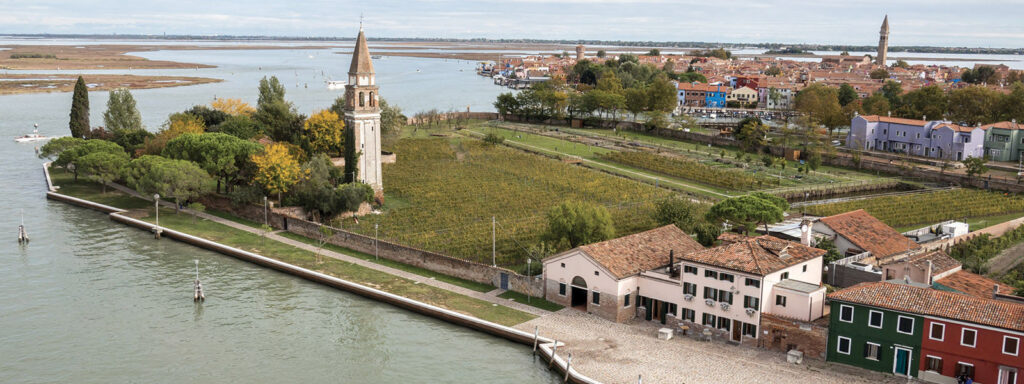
[14,129,50,143]
[326,80,347,90]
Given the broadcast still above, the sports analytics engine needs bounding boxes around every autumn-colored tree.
[211,98,256,116]
[252,142,306,203]
[144,113,206,155]
[302,109,345,155]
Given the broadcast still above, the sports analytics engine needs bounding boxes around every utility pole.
[263,196,268,227]
[492,216,496,267]
[154,194,161,239]
[374,223,379,260]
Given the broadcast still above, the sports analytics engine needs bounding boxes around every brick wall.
[199,195,544,297]
[759,313,829,359]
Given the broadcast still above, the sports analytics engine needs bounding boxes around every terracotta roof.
[680,235,825,276]
[858,115,929,126]
[573,225,705,279]
[935,270,1015,299]
[981,121,1024,130]
[881,250,961,275]
[819,209,920,259]
[348,27,375,75]
[828,281,1024,332]
[717,232,752,245]
[933,123,982,133]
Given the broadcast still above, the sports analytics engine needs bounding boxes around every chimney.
[925,260,933,284]
[923,115,927,121]
[995,284,1001,299]
[887,111,892,117]
[668,250,678,278]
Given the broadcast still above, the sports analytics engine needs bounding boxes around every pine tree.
[69,76,90,138]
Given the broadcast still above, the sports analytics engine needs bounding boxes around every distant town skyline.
[1,0,1023,48]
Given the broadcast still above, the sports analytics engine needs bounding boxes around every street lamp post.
[527,258,533,304]
[154,193,161,239]
[374,223,379,261]
[263,196,268,227]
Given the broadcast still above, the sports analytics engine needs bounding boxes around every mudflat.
[0,44,338,70]
[0,74,222,95]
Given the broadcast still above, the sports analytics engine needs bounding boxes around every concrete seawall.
[42,163,598,384]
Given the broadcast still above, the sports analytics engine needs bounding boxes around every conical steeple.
[349,26,374,75]
[880,15,889,35]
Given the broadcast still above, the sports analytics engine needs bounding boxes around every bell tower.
[877,15,889,66]
[344,22,383,191]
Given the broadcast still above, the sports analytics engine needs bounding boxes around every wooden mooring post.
[193,260,205,302]
[532,326,539,354]
[563,353,572,383]
[548,340,558,368]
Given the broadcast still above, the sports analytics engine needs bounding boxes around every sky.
[1,0,1023,48]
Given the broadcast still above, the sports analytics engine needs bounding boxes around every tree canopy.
[302,109,345,156]
[544,201,615,249]
[163,132,261,193]
[124,155,214,210]
[251,142,306,202]
[705,192,788,233]
[103,88,143,133]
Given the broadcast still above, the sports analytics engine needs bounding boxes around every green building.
[983,121,1024,162]
[826,285,925,378]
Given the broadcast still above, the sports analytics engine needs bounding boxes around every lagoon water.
[0,41,554,383]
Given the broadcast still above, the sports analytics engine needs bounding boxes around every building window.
[720,291,734,305]
[781,272,790,280]
[864,342,881,361]
[668,303,677,317]
[1005,336,1020,356]
[683,282,697,296]
[775,295,787,307]
[868,310,883,329]
[705,270,718,279]
[594,271,599,276]
[744,295,760,310]
[837,336,851,355]
[897,316,914,335]
[681,308,695,322]
[624,293,631,308]
[961,328,977,347]
[560,263,565,268]
[719,273,734,282]
[684,265,698,275]
[839,305,853,323]
[925,356,943,372]
[956,362,975,379]
[802,265,807,272]
[718,317,731,331]
[702,313,717,327]
[742,323,757,337]
[745,278,760,288]
[558,283,566,296]
[592,292,601,306]
[929,322,944,341]
[704,287,718,301]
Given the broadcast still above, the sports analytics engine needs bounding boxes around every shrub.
[483,132,505,145]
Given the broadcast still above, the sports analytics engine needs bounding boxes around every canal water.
[0,42,554,383]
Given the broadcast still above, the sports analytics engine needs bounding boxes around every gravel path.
[517,309,905,384]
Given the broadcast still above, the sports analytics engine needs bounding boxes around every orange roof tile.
[573,225,705,279]
[681,235,825,276]
[935,270,1015,299]
[858,115,930,126]
[881,250,961,276]
[819,210,920,259]
[982,121,1024,130]
[829,281,1024,332]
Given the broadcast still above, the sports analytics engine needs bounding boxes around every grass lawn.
[497,290,564,312]
[206,209,267,228]
[277,232,495,293]
[52,171,535,326]
[49,169,151,210]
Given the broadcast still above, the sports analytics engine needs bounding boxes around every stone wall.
[199,194,544,297]
[759,313,829,360]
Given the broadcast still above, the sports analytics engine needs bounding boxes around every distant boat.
[14,130,50,143]
[371,55,382,59]
[326,80,347,90]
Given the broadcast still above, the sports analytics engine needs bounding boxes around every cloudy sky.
[1,0,1022,47]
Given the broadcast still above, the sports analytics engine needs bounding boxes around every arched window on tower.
[359,92,365,107]
[369,92,375,107]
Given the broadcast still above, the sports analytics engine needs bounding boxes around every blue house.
[705,84,727,108]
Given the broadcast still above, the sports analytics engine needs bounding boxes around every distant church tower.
[877,15,889,66]
[344,23,383,191]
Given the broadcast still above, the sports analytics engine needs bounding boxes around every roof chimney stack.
[923,115,927,121]
[888,111,892,117]
[800,219,813,247]
[995,284,1001,299]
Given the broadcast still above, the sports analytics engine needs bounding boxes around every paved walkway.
[105,182,551,317]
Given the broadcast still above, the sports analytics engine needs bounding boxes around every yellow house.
[727,86,759,105]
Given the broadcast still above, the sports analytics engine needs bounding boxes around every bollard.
[548,340,558,368]
[564,353,572,383]
[532,326,539,354]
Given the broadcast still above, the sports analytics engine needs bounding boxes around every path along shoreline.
[41,162,598,384]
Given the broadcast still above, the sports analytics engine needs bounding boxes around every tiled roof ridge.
[746,240,764,275]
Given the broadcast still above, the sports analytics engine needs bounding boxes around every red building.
[917,294,1024,384]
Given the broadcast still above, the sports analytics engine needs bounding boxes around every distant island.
[765,47,813,55]
[2,33,1022,55]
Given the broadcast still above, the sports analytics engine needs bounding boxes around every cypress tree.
[69,76,89,138]
[343,125,358,183]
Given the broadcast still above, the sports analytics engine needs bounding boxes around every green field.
[345,137,670,268]
[805,189,1024,230]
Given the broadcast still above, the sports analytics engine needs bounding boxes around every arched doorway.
[570,276,588,311]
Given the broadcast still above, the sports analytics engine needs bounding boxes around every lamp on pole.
[154,193,161,239]
[263,196,268,227]
[374,223,379,260]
